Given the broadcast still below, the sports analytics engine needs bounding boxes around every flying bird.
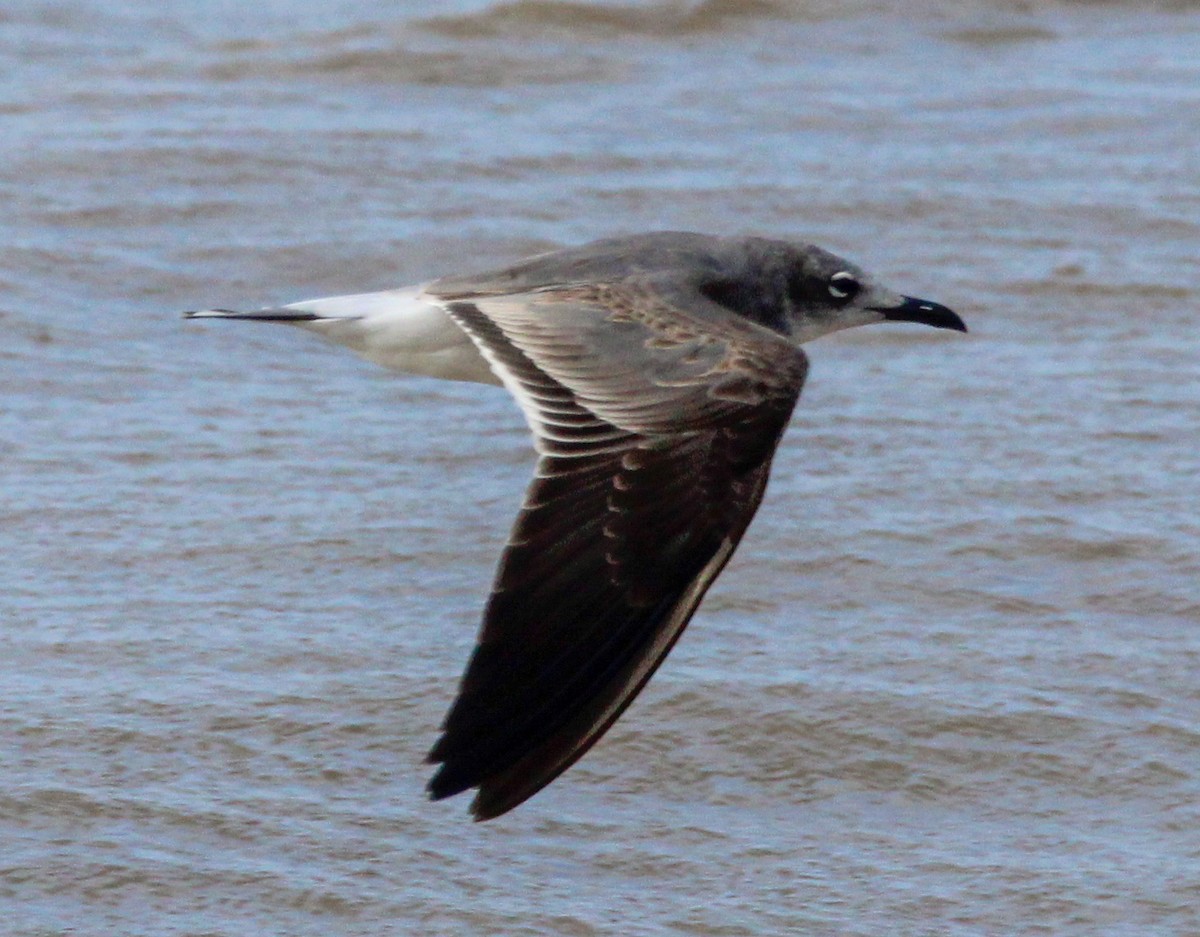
[186,231,966,820]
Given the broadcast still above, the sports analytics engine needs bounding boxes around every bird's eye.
[828,272,860,302]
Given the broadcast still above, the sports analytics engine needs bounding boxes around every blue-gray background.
[3,1,1198,934]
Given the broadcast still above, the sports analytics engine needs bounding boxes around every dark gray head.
[717,237,966,343]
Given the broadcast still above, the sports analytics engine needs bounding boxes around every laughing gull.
[186,231,966,820]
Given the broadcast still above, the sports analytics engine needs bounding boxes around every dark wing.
[426,281,808,820]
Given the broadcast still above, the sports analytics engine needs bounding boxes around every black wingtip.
[469,794,503,822]
[427,764,509,821]
[426,759,473,803]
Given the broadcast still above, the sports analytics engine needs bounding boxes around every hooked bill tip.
[876,296,967,333]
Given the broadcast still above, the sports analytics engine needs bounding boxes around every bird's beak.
[872,296,967,333]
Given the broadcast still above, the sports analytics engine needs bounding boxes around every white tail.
[186,286,500,386]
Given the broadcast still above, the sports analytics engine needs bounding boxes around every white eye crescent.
[828,271,860,301]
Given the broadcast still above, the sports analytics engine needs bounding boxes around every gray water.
[3,1,1199,934]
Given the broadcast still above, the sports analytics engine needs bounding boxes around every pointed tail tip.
[182,308,238,319]
[182,308,325,322]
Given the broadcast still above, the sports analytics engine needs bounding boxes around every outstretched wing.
[426,280,808,820]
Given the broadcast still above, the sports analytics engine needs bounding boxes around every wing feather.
[427,282,808,819]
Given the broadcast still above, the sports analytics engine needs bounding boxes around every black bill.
[873,296,967,333]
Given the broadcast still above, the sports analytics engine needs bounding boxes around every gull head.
[777,243,967,344]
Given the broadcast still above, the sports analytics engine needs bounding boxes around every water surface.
[2,1,1199,934]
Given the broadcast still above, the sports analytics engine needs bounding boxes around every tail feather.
[182,308,324,322]
[182,287,499,384]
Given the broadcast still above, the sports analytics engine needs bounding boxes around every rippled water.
[3,1,1199,934]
